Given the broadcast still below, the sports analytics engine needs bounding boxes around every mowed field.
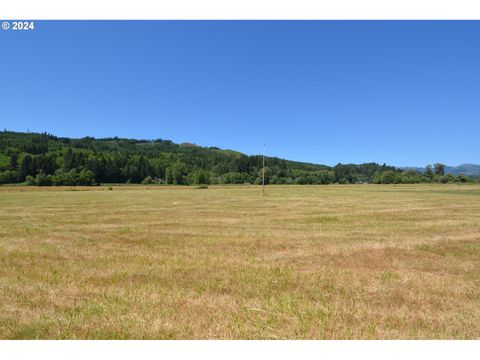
[0,184,479,339]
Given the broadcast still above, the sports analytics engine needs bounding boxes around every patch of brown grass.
[0,184,479,339]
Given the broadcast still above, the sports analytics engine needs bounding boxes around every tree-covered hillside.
[0,131,476,186]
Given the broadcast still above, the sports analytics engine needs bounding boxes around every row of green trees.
[373,169,472,184]
[25,169,96,186]
[0,131,477,186]
[2,157,476,186]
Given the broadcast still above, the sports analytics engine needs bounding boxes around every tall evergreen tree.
[19,154,33,180]
[8,153,19,171]
[63,148,74,171]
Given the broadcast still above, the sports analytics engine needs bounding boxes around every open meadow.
[0,184,479,339]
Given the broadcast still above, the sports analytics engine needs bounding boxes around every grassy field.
[0,184,479,339]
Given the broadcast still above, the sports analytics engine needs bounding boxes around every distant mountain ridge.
[403,164,480,176]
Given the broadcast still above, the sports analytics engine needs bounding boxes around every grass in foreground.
[0,184,479,339]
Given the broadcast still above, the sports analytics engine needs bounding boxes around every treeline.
[372,164,473,184]
[0,131,477,186]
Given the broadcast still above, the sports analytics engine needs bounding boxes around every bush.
[52,169,75,186]
[439,174,455,183]
[26,175,35,185]
[35,172,53,186]
[373,170,398,184]
[194,170,210,185]
[294,176,308,185]
[0,170,19,184]
[77,169,96,185]
[221,172,247,184]
[456,174,470,183]
[141,176,154,184]
[51,168,95,186]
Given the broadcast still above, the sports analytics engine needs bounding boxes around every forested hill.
[0,131,476,186]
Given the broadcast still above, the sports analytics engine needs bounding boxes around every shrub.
[456,174,470,183]
[373,170,398,184]
[0,170,19,184]
[220,172,247,184]
[77,169,96,186]
[194,171,210,185]
[51,168,95,186]
[26,175,35,185]
[35,172,53,186]
[440,174,455,183]
[141,176,154,185]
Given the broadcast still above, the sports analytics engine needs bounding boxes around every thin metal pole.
[262,144,265,196]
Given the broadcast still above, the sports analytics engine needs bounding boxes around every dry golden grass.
[0,184,479,339]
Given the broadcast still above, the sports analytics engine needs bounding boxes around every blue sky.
[1,21,479,167]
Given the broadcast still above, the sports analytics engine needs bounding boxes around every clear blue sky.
[1,21,479,167]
